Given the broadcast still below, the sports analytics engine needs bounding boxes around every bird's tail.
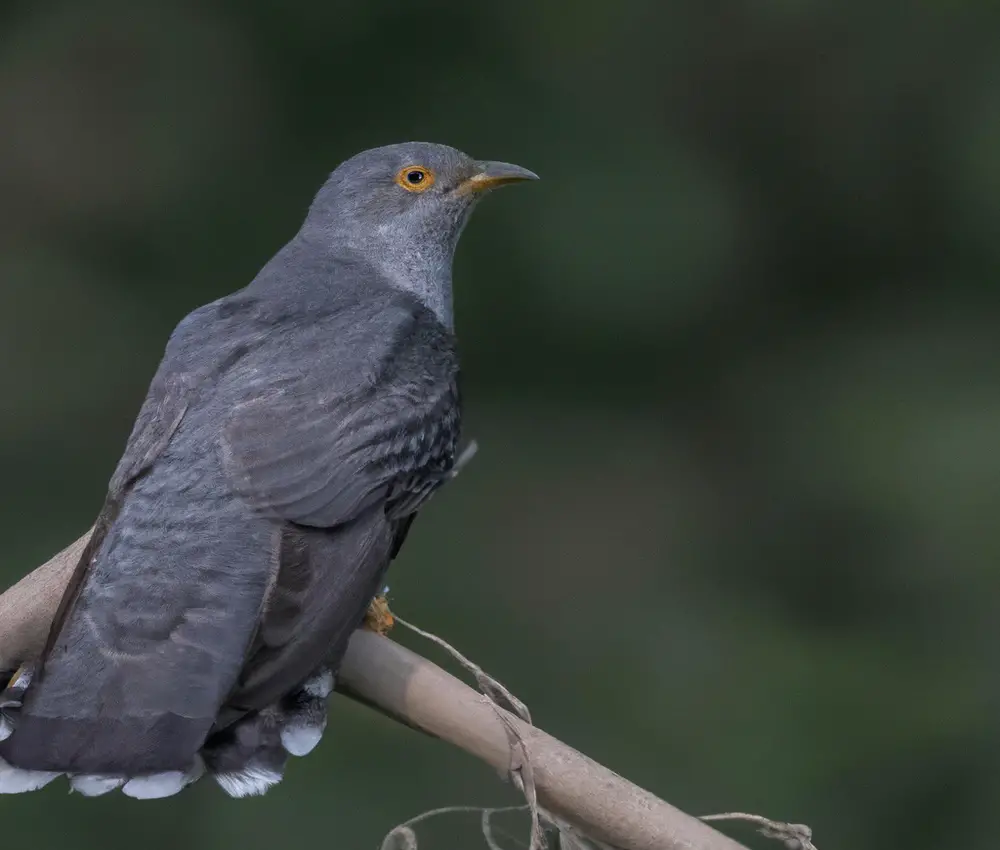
[0,666,334,799]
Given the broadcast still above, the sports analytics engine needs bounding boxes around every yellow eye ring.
[395,165,435,192]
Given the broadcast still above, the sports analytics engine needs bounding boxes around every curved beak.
[458,160,539,194]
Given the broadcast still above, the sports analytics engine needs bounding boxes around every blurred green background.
[2,1,999,847]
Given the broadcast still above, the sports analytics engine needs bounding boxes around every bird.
[0,142,537,799]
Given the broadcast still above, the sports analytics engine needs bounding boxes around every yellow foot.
[1,663,32,709]
[4,664,30,692]
[363,595,395,636]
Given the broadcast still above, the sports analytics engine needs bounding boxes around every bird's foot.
[1,664,32,707]
[364,590,394,635]
[0,663,33,742]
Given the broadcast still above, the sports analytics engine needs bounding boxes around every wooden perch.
[0,531,749,850]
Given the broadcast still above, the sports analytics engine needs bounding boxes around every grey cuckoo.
[0,142,537,799]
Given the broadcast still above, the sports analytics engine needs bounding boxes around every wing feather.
[220,298,461,530]
[212,296,462,720]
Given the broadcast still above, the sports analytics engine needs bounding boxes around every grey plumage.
[0,142,536,796]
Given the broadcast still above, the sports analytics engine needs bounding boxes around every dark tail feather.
[202,666,334,798]
[0,667,334,798]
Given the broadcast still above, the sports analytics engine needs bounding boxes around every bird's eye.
[395,165,435,192]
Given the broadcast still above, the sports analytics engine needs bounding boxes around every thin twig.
[393,615,532,724]
[394,614,544,849]
[701,813,818,850]
[482,808,511,850]
[382,805,530,850]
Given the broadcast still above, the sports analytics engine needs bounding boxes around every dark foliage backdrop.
[2,2,999,848]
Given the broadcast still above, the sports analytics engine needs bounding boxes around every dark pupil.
[406,170,424,184]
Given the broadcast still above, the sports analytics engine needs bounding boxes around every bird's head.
[300,142,537,323]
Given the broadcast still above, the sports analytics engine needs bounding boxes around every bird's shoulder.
[164,251,455,389]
